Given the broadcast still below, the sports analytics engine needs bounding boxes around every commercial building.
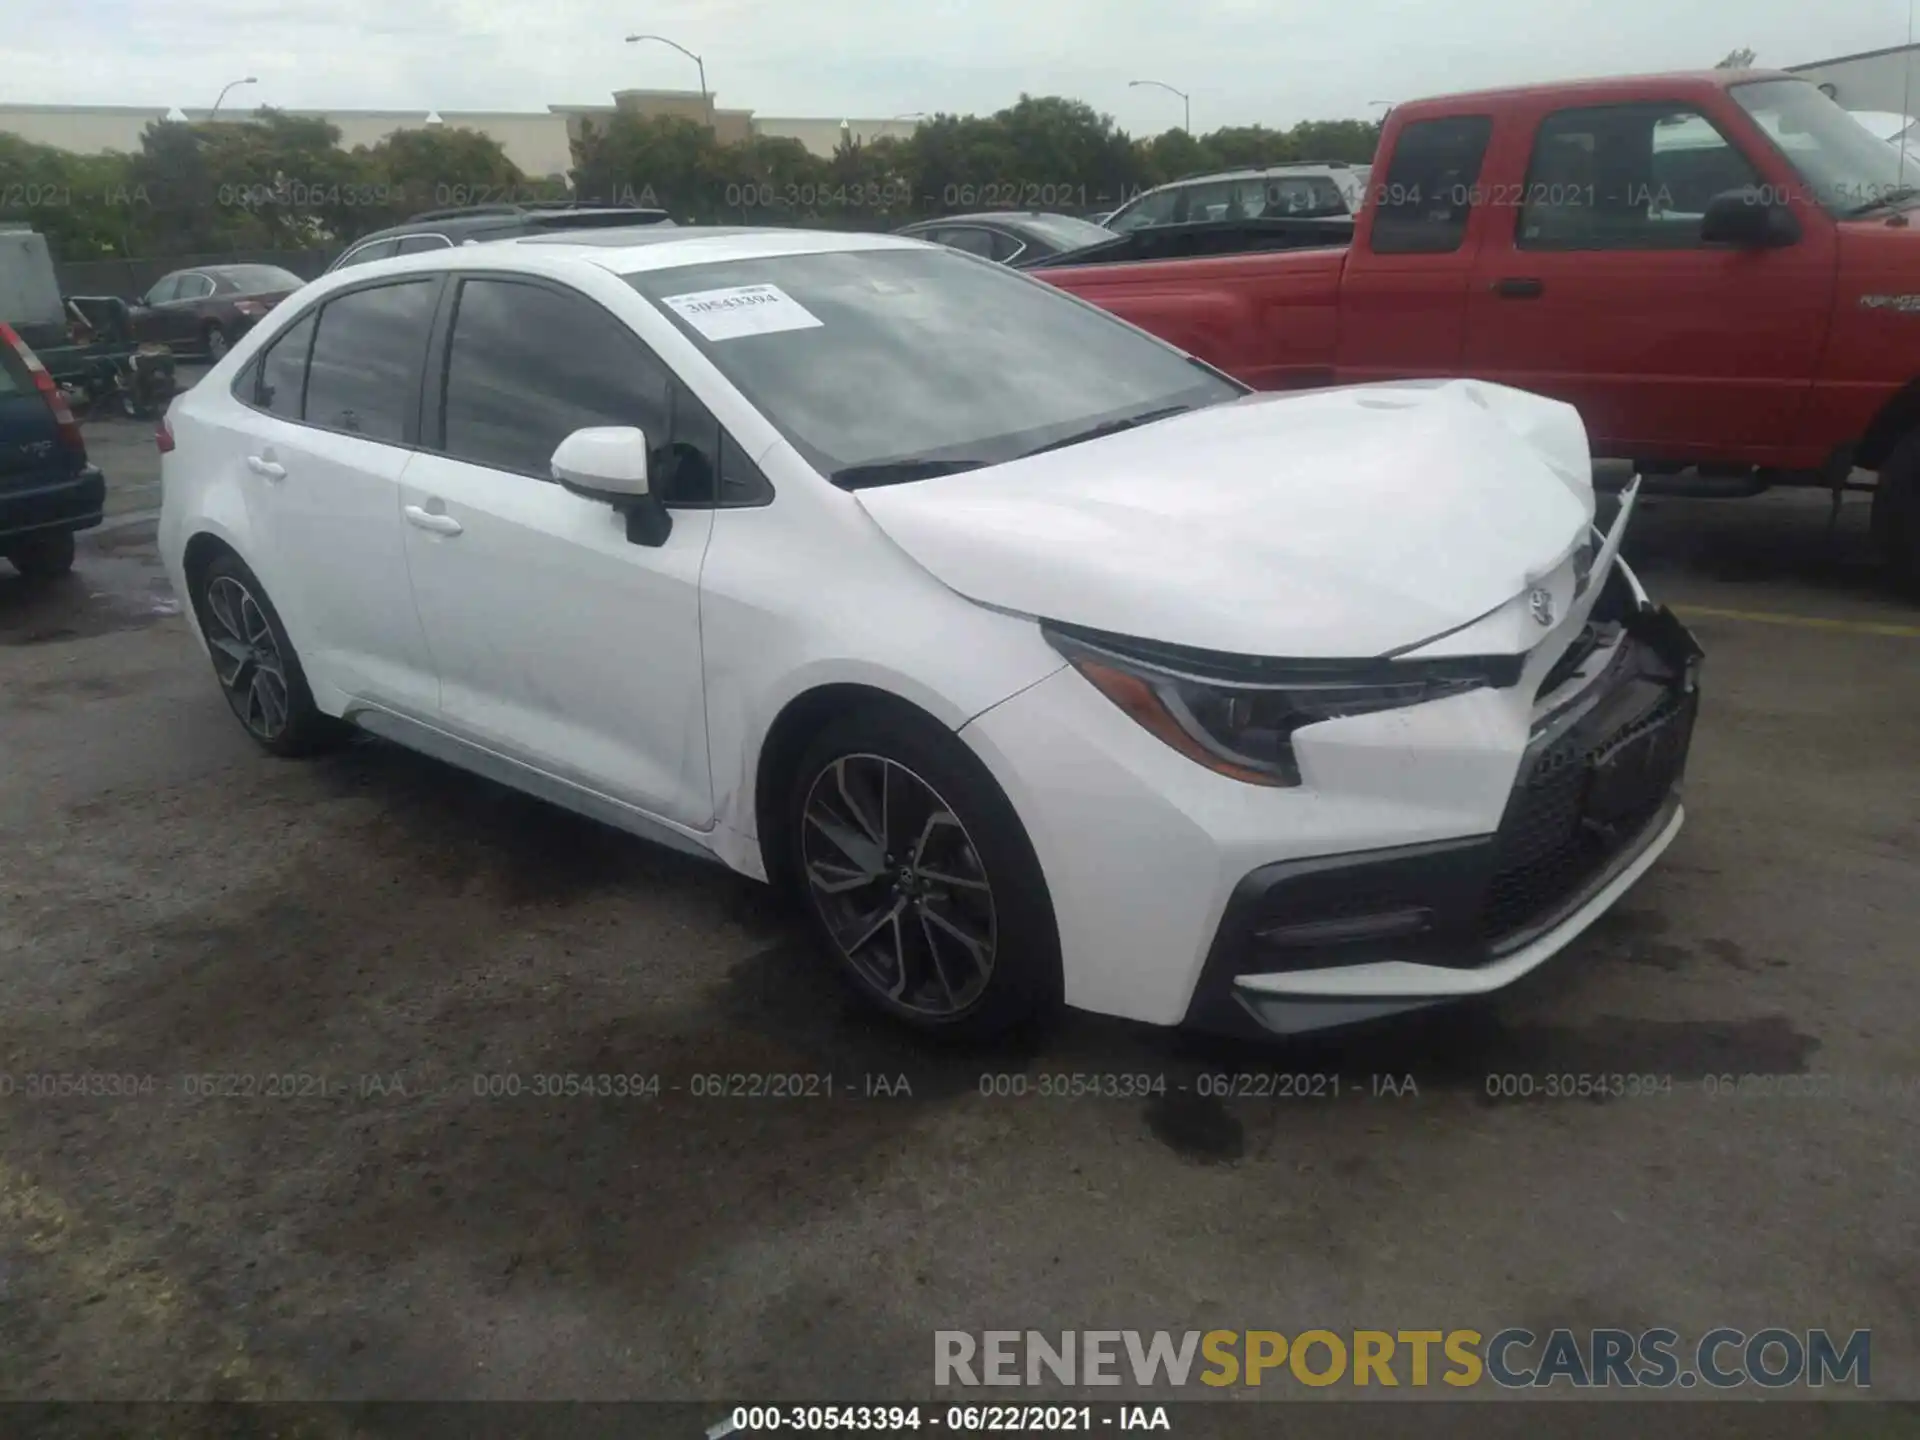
[0,91,925,180]
[1786,43,1920,116]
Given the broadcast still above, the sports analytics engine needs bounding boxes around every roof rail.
[405,203,531,221]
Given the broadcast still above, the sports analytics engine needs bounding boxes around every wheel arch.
[1856,376,1920,471]
[751,682,964,890]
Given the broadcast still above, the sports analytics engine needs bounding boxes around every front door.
[396,273,716,829]
[1462,99,1835,462]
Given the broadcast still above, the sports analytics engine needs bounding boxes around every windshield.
[1017,214,1117,249]
[626,246,1241,484]
[217,265,305,292]
[1731,78,1917,216]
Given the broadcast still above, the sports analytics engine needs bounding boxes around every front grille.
[1482,686,1693,945]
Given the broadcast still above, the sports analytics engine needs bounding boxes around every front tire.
[787,704,1062,1041]
[1873,431,1920,596]
[193,553,345,757]
[7,529,75,579]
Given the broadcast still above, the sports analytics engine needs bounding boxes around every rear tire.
[7,529,76,579]
[204,323,229,362]
[193,552,346,757]
[1873,432,1920,596]
[786,703,1062,1041]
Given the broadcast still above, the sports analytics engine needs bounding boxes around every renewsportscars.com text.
[934,1328,1871,1390]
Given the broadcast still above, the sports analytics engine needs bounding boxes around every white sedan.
[158,227,1702,1039]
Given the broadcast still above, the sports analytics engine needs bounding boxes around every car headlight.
[1042,622,1520,787]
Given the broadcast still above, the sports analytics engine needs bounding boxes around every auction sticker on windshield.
[659,283,823,341]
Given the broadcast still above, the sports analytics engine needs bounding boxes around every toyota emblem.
[1528,587,1556,627]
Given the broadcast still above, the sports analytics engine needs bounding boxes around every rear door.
[1461,98,1835,461]
[226,277,443,715]
[396,273,717,827]
[1336,114,1498,381]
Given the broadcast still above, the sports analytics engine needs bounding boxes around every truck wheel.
[7,529,76,580]
[1873,432,1920,595]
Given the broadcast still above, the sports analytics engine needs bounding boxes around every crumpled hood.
[854,378,1596,658]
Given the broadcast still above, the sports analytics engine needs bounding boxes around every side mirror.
[1701,188,1800,248]
[551,426,672,546]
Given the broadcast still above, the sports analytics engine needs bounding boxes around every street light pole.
[626,33,710,131]
[210,76,258,117]
[1129,78,1190,133]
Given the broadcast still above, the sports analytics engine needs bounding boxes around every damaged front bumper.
[1185,517,1706,1038]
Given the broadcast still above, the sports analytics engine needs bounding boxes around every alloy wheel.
[202,574,290,741]
[800,753,997,1017]
[206,327,229,361]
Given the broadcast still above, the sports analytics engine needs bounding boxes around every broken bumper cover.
[1185,603,1704,1038]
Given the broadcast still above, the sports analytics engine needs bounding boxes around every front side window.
[1106,186,1180,232]
[303,280,438,442]
[626,245,1242,486]
[335,237,399,270]
[1265,175,1349,216]
[1370,115,1494,254]
[1519,104,1761,250]
[1732,78,1917,217]
[179,275,216,300]
[143,275,181,305]
[437,277,674,486]
[254,311,317,418]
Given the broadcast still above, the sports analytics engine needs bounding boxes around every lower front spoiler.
[1190,797,1685,1039]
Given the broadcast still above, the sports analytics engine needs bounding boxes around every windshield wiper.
[1017,404,1196,459]
[830,457,990,490]
[1845,185,1920,217]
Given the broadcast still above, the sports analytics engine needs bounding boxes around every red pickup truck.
[1038,70,1920,588]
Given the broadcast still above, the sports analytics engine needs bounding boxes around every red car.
[1037,69,1920,587]
[129,262,305,363]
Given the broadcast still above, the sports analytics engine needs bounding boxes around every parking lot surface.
[2,417,1917,1405]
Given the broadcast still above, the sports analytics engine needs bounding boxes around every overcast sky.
[7,0,1917,131]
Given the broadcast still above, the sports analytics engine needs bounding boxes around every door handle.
[246,455,286,481]
[1492,277,1545,300]
[404,504,464,536]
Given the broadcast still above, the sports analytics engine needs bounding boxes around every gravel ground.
[1,431,1916,1423]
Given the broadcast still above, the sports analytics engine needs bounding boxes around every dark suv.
[1,322,103,579]
[325,203,674,273]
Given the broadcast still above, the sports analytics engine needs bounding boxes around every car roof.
[318,226,933,286]
[904,211,1069,226]
[347,207,665,246]
[1393,68,1795,117]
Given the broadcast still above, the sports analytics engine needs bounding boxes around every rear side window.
[396,234,452,255]
[335,238,399,270]
[304,280,438,442]
[1370,115,1495,254]
[930,227,998,259]
[254,311,317,418]
[437,277,674,484]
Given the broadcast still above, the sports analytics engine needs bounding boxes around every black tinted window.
[304,280,437,442]
[254,311,316,418]
[664,383,719,505]
[438,278,672,483]
[1371,115,1494,254]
